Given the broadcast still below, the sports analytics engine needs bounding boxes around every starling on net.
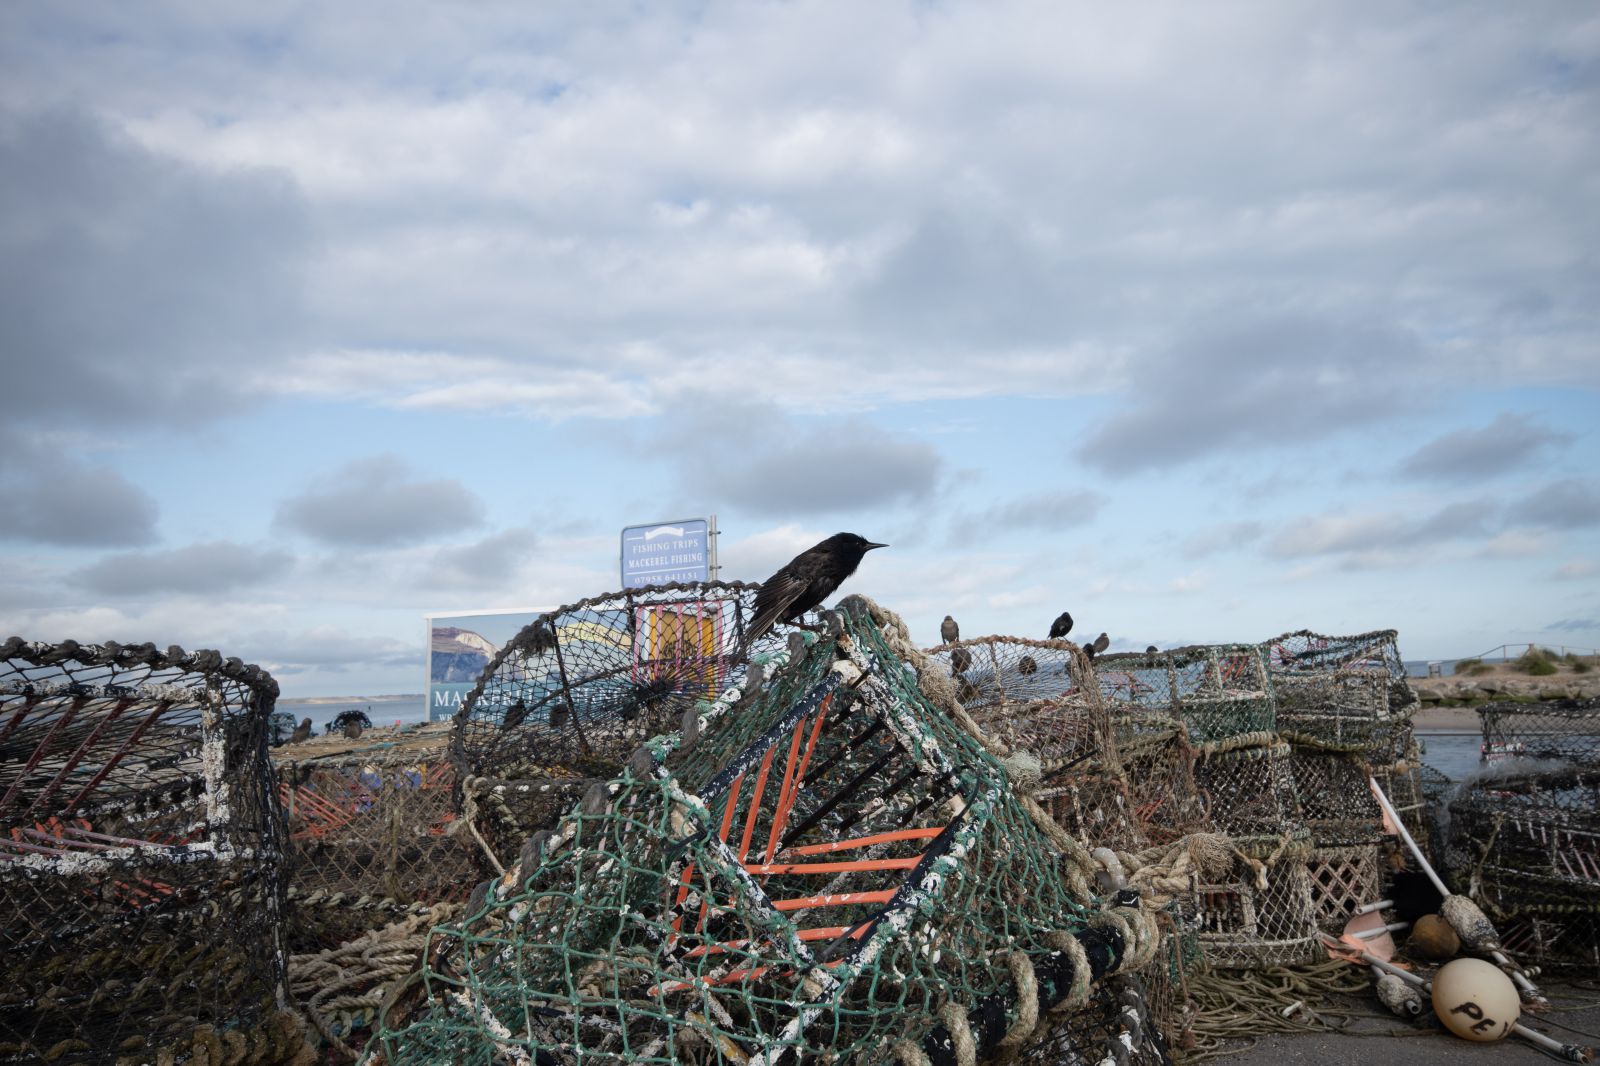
[290,717,312,743]
[1049,611,1074,639]
[941,615,959,644]
[746,533,886,643]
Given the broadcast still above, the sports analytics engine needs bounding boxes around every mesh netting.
[0,637,307,1065]
[921,635,1086,717]
[1095,645,1275,745]
[275,728,479,954]
[450,582,773,781]
[1262,630,1416,753]
[1478,697,1600,766]
[1446,766,1600,973]
[1185,853,1322,969]
[368,599,1165,1064]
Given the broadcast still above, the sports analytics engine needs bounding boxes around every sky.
[1,2,1597,697]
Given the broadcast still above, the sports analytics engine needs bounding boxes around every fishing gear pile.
[367,598,1168,1064]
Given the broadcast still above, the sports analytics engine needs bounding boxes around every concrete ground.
[1210,979,1600,1064]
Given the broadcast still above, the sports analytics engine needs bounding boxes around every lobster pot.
[277,751,477,952]
[1478,697,1600,767]
[0,638,301,1065]
[1263,630,1415,711]
[1274,669,1415,753]
[450,582,772,781]
[1304,843,1383,932]
[1184,853,1321,969]
[1115,725,1207,846]
[1446,768,1600,974]
[967,690,1114,776]
[1038,771,1147,851]
[1191,740,1303,853]
[923,635,1089,712]
[1289,747,1383,847]
[1099,644,1275,745]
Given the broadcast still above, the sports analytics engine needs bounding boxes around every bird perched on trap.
[745,533,886,645]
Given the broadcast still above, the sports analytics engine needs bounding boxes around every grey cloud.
[1181,521,1264,559]
[949,490,1106,547]
[68,541,292,596]
[276,455,486,546]
[1268,500,1490,559]
[1516,479,1600,530]
[1398,413,1573,481]
[1076,316,1422,474]
[1544,618,1599,634]
[0,451,158,547]
[425,528,539,586]
[692,420,942,517]
[0,107,312,427]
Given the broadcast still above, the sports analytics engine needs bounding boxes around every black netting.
[0,637,306,1064]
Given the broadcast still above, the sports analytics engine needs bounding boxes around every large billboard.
[425,607,551,721]
[620,517,718,588]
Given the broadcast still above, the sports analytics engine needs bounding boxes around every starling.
[956,677,980,703]
[1146,645,1159,655]
[1093,633,1110,655]
[503,698,528,730]
[1018,655,1038,676]
[746,533,887,643]
[1048,612,1074,640]
[290,717,312,744]
[549,700,571,729]
[950,646,973,676]
[940,615,959,645]
[343,718,364,740]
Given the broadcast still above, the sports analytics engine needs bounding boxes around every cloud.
[0,107,311,428]
[0,437,159,547]
[1554,560,1599,580]
[948,490,1106,546]
[685,417,942,517]
[1544,618,1600,634]
[423,528,540,588]
[1181,521,1264,559]
[1516,478,1600,530]
[1267,500,1491,559]
[275,455,486,546]
[1075,316,1423,474]
[1398,413,1574,481]
[67,541,292,596]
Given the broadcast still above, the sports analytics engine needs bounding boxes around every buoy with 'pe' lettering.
[1431,957,1520,1042]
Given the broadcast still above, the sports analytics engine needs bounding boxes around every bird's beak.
[866,542,888,550]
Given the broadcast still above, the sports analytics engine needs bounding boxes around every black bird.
[1145,645,1159,656]
[950,646,973,676]
[290,717,312,744]
[1017,655,1038,676]
[503,697,528,731]
[1048,612,1074,640]
[747,533,887,643]
[940,615,959,645]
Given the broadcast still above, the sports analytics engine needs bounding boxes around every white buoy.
[1432,957,1520,1042]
